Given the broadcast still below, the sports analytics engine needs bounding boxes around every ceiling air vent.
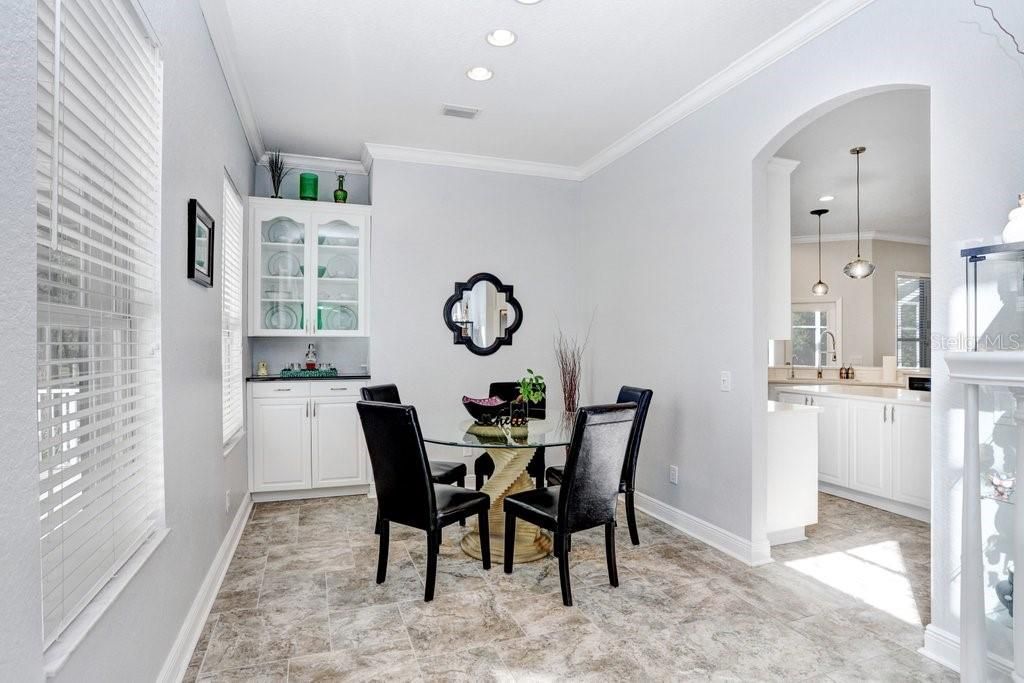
[441,104,480,120]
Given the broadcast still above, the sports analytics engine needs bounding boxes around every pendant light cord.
[818,214,823,280]
[856,151,862,258]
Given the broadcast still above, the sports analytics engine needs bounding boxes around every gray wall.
[0,0,45,679]
[49,1,255,680]
[579,0,1024,659]
[368,160,584,468]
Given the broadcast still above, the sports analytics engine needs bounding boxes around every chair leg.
[503,513,516,574]
[374,509,381,535]
[478,510,491,570]
[556,532,573,606]
[376,520,389,584]
[458,475,465,488]
[625,491,640,546]
[605,522,619,587]
[424,531,439,602]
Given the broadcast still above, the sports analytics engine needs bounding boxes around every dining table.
[422,412,573,563]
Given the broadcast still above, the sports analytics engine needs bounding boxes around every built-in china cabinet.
[248,197,370,337]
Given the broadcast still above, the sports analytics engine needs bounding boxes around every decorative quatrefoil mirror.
[443,272,523,356]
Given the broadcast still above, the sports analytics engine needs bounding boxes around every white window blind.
[222,176,244,445]
[897,274,931,369]
[36,0,164,646]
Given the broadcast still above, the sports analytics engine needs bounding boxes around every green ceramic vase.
[299,173,318,201]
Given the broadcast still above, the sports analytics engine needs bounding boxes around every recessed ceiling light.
[516,0,543,4]
[486,29,517,47]
[818,194,835,202]
[466,66,493,81]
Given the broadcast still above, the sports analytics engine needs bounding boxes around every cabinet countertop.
[778,384,930,406]
[767,399,822,414]
[247,374,371,382]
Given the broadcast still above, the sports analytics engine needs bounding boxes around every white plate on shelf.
[325,254,358,278]
[321,305,357,331]
[266,217,304,244]
[267,251,301,277]
[264,302,302,330]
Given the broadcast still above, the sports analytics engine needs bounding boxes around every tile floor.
[185,492,954,682]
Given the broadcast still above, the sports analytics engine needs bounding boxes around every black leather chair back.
[489,381,546,418]
[558,403,636,532]
[356,401,438,531]
[361,384,401,404]
[616,386,653,488]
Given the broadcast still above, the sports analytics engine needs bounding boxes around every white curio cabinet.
[249,197,370,337]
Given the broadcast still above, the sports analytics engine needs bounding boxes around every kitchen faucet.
[821,330,838,364]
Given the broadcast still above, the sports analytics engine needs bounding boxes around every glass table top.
[421,412,573,449]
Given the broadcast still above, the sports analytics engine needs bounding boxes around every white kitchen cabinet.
[248,380,368,495]
[890,403,931,508]
[848,401,891,498]
[249,197,370,337]
[312,399,366,488]
[251,398,311,491]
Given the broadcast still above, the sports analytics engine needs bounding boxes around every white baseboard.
[818,482,929,522]
[633,491,773,567]
[251,484,371,503]
[157,494,253,683]
[921,624,1011,677]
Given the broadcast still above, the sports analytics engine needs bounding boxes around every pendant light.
[810,208,830,296]
[843,146,875,279]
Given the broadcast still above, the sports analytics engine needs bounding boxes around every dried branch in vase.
[554,323,590,420]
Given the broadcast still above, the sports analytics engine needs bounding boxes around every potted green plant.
[511,369,545,425]
[267,150,292,198]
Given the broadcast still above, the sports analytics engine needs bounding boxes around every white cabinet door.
[891,403,931,508]
[250,204,311,336]
[311,399,365,488]
[813,395,849,488]
[252,399,311,491]
[310,210,369,337]
[777,392,805,405]
[848,401,891,498]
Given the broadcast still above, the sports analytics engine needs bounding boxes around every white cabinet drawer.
[310,381,367,399]
[252,382,311,399]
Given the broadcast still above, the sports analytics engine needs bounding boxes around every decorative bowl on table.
[462,396,509,425]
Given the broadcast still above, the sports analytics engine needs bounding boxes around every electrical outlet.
[225,490,231,514]
[720,371,732,392]
[669,465,679,485]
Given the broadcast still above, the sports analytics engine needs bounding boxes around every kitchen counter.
[779,384,930,406]
[767,399,822,413]
[769,378,905,388]
[247,374,371,382]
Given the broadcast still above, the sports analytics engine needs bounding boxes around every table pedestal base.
[460,447,552,563]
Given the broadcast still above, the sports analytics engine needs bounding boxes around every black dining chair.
[504,403,636,606]
[357,400,491,601]
[546,386,653,545]
[361,384,469,532]
[474,381,546,489]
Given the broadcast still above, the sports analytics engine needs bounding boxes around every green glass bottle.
[333,175,348,203]
[298,172,318,201]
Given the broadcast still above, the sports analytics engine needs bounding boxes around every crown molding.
[791,230,930,246]
[200,0,265,162]
[362,143,583,182]
[576,0,878,179]
[256,152,367,176]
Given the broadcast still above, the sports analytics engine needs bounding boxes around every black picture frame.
[442,272,523,356]
[187,198,215,287]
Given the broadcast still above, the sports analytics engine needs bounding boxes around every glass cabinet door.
[310,213,366,335]
[253,208,309,335]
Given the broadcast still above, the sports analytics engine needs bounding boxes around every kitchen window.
[36,0,164,647]
[791,301,840,367]
[222,175,244,447]
[896,273,931,369]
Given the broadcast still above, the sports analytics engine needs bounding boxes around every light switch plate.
[669,465,679,485]
[720,371,732,392]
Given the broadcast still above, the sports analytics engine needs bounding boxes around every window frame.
[790,298,843,368]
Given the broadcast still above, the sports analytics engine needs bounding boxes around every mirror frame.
[442,272,523,356]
